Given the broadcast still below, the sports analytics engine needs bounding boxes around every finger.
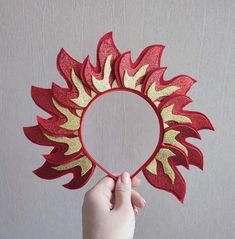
[112,173,141,188]
[131,176,141,188]
[85,176,115,208]
[114,172,132,210]
[131,189,146,208]
[92,175,115,193]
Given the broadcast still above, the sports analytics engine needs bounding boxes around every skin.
[82,172,146,239]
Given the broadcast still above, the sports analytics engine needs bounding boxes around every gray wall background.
[1,0,234,238]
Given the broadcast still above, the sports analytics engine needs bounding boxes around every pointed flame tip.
[105,31,113,37]
[57,48,67,62]
[58,48,65,54]
[180,196,185,203]
[210,124,215,131]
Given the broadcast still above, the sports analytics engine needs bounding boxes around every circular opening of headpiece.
[80,89,162,176]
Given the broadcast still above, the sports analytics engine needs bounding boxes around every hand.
[82,172,146,239]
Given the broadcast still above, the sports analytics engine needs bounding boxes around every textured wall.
[0,0,234,238]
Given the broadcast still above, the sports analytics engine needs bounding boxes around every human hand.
[82,172,146,239]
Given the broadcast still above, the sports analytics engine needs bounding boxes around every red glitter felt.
[23,32,214,202]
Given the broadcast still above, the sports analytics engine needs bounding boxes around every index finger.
[92,175,116,192]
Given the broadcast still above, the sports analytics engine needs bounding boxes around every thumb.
[114,172,132,210]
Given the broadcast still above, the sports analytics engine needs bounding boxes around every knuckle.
[115,186,130,194]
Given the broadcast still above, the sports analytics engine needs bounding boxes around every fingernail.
[121,172,130,184]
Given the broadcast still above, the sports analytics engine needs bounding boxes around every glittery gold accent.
[154,101,160,107]
[147,83,179,101]
[52,98,81,130]
[146,159,157,175]
[156,148,176,183]
[123,64,149,91]
[163,130,188,155]
[44,133,81,155]
[161,104,192,124]
[163,123,169,128]
[111,80,118,88]
[52,155,92,176]
[71,69,96,107]
[76,109,83,117]
[146,148,176,183]
[135,84,142,91]
[92,55,112,92]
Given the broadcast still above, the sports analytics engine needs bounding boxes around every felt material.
[23,32,214,202]
[83,32,120,92]
[34,153,95,189]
